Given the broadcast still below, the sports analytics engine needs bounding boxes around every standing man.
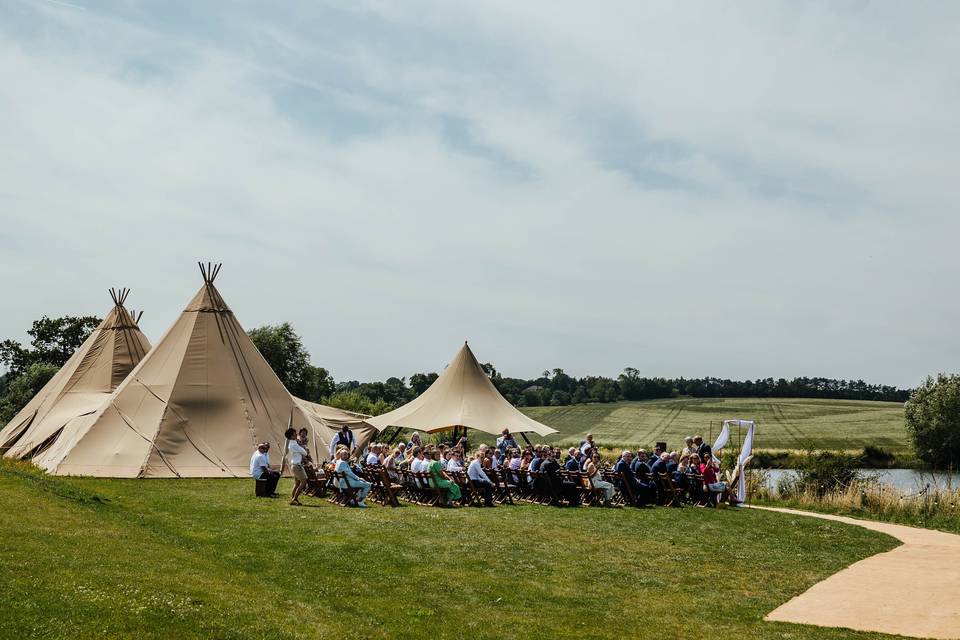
[329,424,356,460]
[497,429,518,454]
[694,435,712,461]
[249,442,280,497]
[580,433,596,456]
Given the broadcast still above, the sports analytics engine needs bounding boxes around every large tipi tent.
[367,342,557,437]
[29,264,372,477]
[0,288,151,458]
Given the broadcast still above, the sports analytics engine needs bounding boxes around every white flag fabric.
[713,423,730,452]
[737,423,755,502]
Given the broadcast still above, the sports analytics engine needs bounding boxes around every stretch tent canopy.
[367,342,557,437]
[1,288,151,458]
[26,264,373,477]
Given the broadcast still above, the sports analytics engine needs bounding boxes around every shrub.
[905,374,960,468]
[792,450,862,497]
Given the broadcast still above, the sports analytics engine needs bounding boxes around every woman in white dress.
[585,452,615,506]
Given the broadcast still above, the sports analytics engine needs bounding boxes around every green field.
[523,397,908,453]
[0,460,901,640]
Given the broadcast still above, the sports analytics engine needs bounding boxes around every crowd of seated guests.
[253,427,732,509]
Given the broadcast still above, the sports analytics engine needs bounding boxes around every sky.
[1,1,958,388]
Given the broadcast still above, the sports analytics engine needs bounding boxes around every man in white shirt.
[329,424,356,460]
[365,444,382,466]
[249,442,279,497]
[467,453,496,507]
[409,447,426,474]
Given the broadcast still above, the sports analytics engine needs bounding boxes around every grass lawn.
[0,460,904,639]
[523,397,908,453]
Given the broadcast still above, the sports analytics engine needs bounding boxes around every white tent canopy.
[367,342,557,437]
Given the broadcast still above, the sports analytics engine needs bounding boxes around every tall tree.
[247,322,331,401]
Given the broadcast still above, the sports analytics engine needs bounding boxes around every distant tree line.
[0,317,912,428]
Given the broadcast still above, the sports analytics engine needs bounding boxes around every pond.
[761,468,960,492]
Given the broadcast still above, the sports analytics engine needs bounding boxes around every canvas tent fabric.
[367,342,557,437]
[0,289,151,458]
[25,264,369,477]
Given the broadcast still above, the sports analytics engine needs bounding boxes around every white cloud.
[0,1,957,387]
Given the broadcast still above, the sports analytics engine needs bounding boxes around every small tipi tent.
[367,342,557,437]
[30,264,367,477]
[1,288,151,458]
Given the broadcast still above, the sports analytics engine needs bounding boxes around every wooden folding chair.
[657,473,684,507]
[328,471,360,507]
[488,469,515,505]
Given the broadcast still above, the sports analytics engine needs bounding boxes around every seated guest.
[384,448,400,481]
[520,451,533,471]
[488,447,501,471]
[666,452,679,474]
[681,436,697,458]
[579,446,593,469]
[497,429,518,454]
[564,447,582,472]
[635,449,651,470]
[365,443,381,466]
[467,451,496,507]
[409,446,426,474]
[249,442,280,497]
[529,447,544,472]
[395,442,406,460]
[614,451,640,503]
[539,449,580,506]
[334,449,371,507]
[446,450,464,473]
[694,435,712,460]
[700,452,725,505]
[585,452,615,506]
[427,450,462,506]
[650,452,670,476]
[616,451,654,506]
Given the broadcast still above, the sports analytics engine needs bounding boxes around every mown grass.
[523,397,908,454]
[0,459,908,639]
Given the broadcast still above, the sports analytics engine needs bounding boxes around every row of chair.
[314,463,732,509]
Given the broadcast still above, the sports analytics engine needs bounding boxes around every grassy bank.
[0,459,902,639]
[522,397,907,453]
[750,470,960,535]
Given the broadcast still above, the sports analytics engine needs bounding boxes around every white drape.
[737,423,755,502]
[712,423,730,452]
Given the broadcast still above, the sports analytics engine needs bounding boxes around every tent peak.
[108,287,130,307]
[198,262,223,284]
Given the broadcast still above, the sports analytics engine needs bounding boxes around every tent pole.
[385,426,402,446]
[520,433,532,445]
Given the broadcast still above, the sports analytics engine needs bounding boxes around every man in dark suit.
[540,449,580,506]
[614,451,649,506]
[650,453,670,476]
[629,451,658,505]
[563,447,582,472]
[695,435,712,460]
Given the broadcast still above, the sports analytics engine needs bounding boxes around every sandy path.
[756,507,960,639]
